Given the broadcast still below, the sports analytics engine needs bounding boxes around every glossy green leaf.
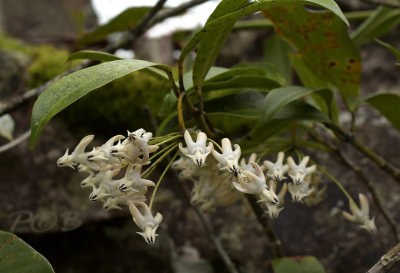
[264,4,360,98]
[0,230,54,273]
[261,86,317,122]
[351,6,400,46]
[375,39,400,62]
[78,7,152,45]
[30,60,170,149]
[232,62,287,86]
[364,93,400,132]
[272,256,325,273]
[66,50,121,62]
[179,0,348,69]
[203,75,281,93]
[264,33,292,84]
[192,0,249,95]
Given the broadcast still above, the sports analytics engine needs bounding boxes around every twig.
[327,124,400,184]
[0,130,31,153]
[309,130,400,241]
[245,195,284,258]
[362,0,400,8]
[0,0,211,116]
[367,243,400,273]
[131,0,168,38]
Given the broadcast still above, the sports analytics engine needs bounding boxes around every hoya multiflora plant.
[25,0,400,271]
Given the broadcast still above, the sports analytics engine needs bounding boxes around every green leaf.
[364,93,400,132]
[272,100,330,122]
[375,39,400,62]
[351,6,400,46]
[263,4,361,98]
[261,86,317,122]
[66,50,121,62]
[179,0,348,70]
[264,33,292,84]
[30,60,170,149]
[78,7,152,45]
[272,256,325,273]
[0,230,54,273]
[192,0,249,95]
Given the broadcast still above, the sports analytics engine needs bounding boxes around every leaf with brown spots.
[263,4,361,99]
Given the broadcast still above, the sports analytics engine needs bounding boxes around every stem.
[149,152,179,210]
[0,130,30,153]
[149,141,179,162]
[319,165,355,204]
[328,124,400,184]
[367,243,400,273]
[245,195,284,258]
[177,92,186,132]
[207,138,222,152]
[142,143,179,178]
[152,135,182,146]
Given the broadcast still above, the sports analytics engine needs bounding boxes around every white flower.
[233,162,279,204]
[263,152,289,182]
[342,193,376,233]
[179,130,213,167]
[128,201,163,244]
[127,129,158,163]
[103,191,146,211]
[88,169,120,201]
[212,138,241,175]
[118,164,155,192]
[287,156,316,185]
[264,180,287,219]
[57,135,94,168]
[98,135,126,164]
[239,153,258,174]
[288,176,314,202]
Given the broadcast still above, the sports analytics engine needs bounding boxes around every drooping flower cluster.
[57,128,164,244]
[174,130,321,217]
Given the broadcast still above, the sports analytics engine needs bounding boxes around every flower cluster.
[174,130,320,218]
[57,128,164,244]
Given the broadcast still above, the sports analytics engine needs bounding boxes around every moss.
[61,71,171,134]
[0,33,79,88]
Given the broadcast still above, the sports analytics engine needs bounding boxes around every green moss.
[0,33,79,88]
[61,71,171,134]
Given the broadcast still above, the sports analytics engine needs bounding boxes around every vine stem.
[327,124,400,184]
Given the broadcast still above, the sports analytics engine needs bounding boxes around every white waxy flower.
[103,191,146,211]
[179,130,213,167]
[287,156,316,185]
[263,152,289,182]
[98,135,126,164]
[288,176,314,202]
[127,129,157,163]
[239,153,258,174]
[57,135,94,168]
[89,169,120,201]
[212,138,241,175]
[264,181,287,219]
[118,164,155,192]
[342,193,376,233]
[128,201,163,244]
[233,162,279,204]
